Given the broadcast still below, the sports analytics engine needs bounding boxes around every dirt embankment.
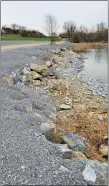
[49,77,108,162]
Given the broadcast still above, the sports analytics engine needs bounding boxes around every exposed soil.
[49,77,108,162]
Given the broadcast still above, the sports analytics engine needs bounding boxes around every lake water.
[79,48,108,83]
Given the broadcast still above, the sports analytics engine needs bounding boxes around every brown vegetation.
[72,42,108,52]
[50,78,108,162]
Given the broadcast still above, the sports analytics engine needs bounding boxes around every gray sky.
[1,1,108,34]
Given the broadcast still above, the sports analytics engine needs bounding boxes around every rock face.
[29,63,42,74]
[82,164,96,183]
[99,144,108,156]
[46,61,52,68]
[40,121,56,140]
[62,132,86,152]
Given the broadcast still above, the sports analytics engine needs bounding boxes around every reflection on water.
[79,48,108,82]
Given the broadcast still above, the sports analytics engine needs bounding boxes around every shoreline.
[13,45,108,163]
[2,43,108,185]
[56,49,108,101]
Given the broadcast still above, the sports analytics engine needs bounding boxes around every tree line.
[1,24,46,38]
[1,15,108,43]
[59,22,108,42]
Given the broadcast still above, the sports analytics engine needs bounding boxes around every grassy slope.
[1,35,51,41]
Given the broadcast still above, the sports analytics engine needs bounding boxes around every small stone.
[57,143,73,159]
[21,67,30,75]
[42,67,55,78]
[61,148,73,159]
[46,61,52,68]
[64,97,72,106]
[98,115,104,123]
[40,121,56,140]
[82,164,96,183]
[29,63,42,74]
[57,104,71,111]
[59,165,69,172]
[25,106,33,114]
[99,145,108,156]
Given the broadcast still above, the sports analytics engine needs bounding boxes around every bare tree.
[11,24,18,30]
[97,22,105,32]
[63,21,76,42]
[44,14,58,44]
[19,26,27,30]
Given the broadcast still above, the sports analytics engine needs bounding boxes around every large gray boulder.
[62,132,86,153]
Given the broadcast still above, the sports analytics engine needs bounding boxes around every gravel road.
[1,43,108,185]
[1,41,50,52]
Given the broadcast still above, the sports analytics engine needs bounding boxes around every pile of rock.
[11,60,59,86]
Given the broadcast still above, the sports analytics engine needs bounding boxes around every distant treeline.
[1,22,108,42]
[1,24,47,38]
[59,22,108,42]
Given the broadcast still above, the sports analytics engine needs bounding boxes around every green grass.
[1,35,51,41]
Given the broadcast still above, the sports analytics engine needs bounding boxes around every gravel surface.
[1,42,108,185]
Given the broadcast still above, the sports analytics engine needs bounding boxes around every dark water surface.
[79,48,108,83]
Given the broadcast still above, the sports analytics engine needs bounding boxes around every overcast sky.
[1,1,108,34]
